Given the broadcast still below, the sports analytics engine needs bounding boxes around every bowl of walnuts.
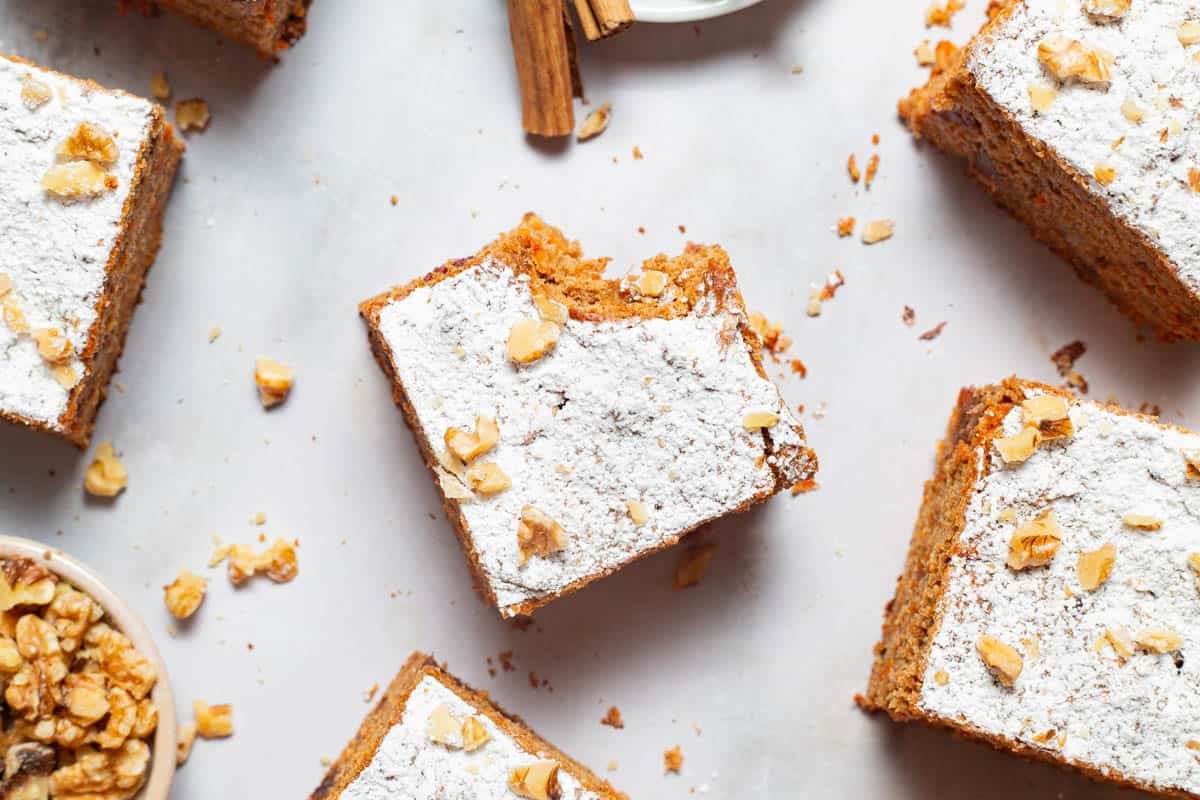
[0,535,175,800]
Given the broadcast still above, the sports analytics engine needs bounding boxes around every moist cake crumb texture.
[0,57,156,430]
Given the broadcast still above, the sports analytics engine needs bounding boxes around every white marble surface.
[0,1,1197,798]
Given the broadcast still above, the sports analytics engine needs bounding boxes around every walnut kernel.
[1076,543,1115,591]
[636,270,669,297]
[1028,82,1058,112]
[1038,38,1114,85]
[1007,510,1061,570]
[1135,628,1183,654]
[465,462,511,496]
[625,500,648,526]
[42,162,115,201]
[163,570,206,619]
[994,427,1040,464]
[1021,394,1073,439]
[507,317,560,364]
[1183,450,1200,479]
[31,328,72,366]
[1084,0,1130,20]
[193,700,233,738]
[977,635,1023,687]
[83,443,128,498]
[57,122,118,167]
[1178,21,1200,45]
[742,410,780,430]
[20,75,52,110]
[1123,513,1163,531]
[509,760,560,800]
[516,506,567,565]
[861,219,895,245]
[444,416,500,463]
[254,357,294,408]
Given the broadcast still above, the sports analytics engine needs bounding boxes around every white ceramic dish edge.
[0,535,176,800]
[630,0,765,23]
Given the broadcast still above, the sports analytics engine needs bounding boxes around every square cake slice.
[361,214,817,618]
[862,377,1200,797]
[901,0,1200,340]
[147,0,312,55]
[0,54,184,446]
[310,652,623,800]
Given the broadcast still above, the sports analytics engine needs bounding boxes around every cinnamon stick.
[508,0,577,137]
[572,0,635,40]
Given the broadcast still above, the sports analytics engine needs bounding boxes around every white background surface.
[1,1,1198,798]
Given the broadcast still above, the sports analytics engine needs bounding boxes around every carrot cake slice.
[134,0,311,55]
[901,0,1200,340]
[360,214,817,618]
[311,652,622,800]
[0,54,184,446]
[862,377,1200,797]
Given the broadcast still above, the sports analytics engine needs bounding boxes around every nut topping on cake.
[461,716,490,752]
[507,317,560,364]
[1037,38,1114,86]
[977,635,1023,687]
[426,704,491,752]
[1135,628,1183,654]
[1121,96,1145,122]
[1184,450,1200,479]
[1083,0,1131,21]
[1076,543,1116,591]
[1007,510,1061,570]
[31,328,73,366]
[42,162,116,201]
[58,122,119,167]
[1122,513,1163,531]
[1178,21,1200,46]
[1027,82,1058,113]
[516,506,568,565]
[84,442,128,498]
[1020,394,1073,440]
[635,270,669,297]
[625,500,649,526]
[1093,164,1117,185]
[994,427,1040,464]
[533,295,568,324]
[508,759,561,800]
[20,74,51,110]
[444,416,500,463]
[466,462,511,496]
[742,410,780,429]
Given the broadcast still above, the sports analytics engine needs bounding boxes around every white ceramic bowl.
[631,0,765,23]
[0,536,176,800]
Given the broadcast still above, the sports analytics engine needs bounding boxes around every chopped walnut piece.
[425,703,464,748]
[601,706,624,729]
[1102,624,1135,659]
[742,410,779,429]
[31,328,72,366]
[993,427,1040,464]
[1178,21,1200,45]
[915,40,936,66]
[516,506,567,565]
[149,71,171,101]
[53,366,79,390]
[50,740,149,798]
[1084,0,1131,20]
[673,543,716,589]
[864,154,880,188]
[533,295,567,324]
[193,700,233,738]
[1007,510,1061,571]
[507,317,560,364]
[84,443,128,498]
[176,722,196,766]
[663,745,683,774]
[933,669,949,686]
[1121,96,1145,122]
[925,0,965,27]
[508,760,560,800]
[58,122,118,167]
[254,357,294,408]
[1077,543,1115,591]
[175,98,210,132]
[42,161,115,201]
[20,75,52,110]
[466,462,511,495]
[461,716,490,752]
[1021,394,1074,440]
[1028,82,1058,113]
[163,570,207,620]
[3,742,54,798]
[625,500,648,526]
[82,624,156,700]
[1038,38,1114,86]
[62,671,109,726]
[3,297,28,334]
[576,103,611,141]
[861,219,894,244]
[444,416,500,463]
[977,635,1023,687]
[1123,513,1163,531]
[1135,627,1183,654]
[635,269,669,298]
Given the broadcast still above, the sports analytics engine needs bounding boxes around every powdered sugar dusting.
[969,0,1200,294]
[376,260,811,615]
[920,394,1200,793]
[341,674,600,800]
[0,56,155,427]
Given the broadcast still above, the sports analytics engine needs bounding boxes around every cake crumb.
[790,359,807,377]
[320,755,333,767]
[390,195,398,206]
[902,306,915,326]
[915,40,936,65]
[673,542,716,589]
[208,326,221,343]
[747,312,791,360]
[791,478,819,495]
[577,103,612,142]
[925,0,965,28]
[664,745,683,774]
[607,760,619,771]
[632,146,643,160]
[836,217,856,237]
[847,154,861,183]
[918,321,947,341]
[861,219,894,244]
[175,98,210,132]
[1050,340,1088,394]
[364,683,379,703]
[864,154,880,188]
[601,706,624,729]
[255,357,294,408]
[150,71,171,100]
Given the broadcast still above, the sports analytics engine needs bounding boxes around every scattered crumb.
[498,650,516,672]
[673,542,716,589]
[915,40,936,65]
[176,723,197,766]
[872,133,880,145]
[252,512,267,525]
[632,146,643,160]
[864,154,880,188]
[511,618,533,632]
[847,154,861,183]
[390,195,398,206]
[902,306,916,326]
[193,700,234,739]
[607,760,619,772]
[790,65,804,74]
[861,219,894,244]
[678,224,686,233]
[577,102,612,142]
[790,359,807,377]
[320,755,333,767]
[150,71,171,101]
[601,706,624,729]
[748,312,791,361]
[664,745,683,774]
[255,357,294,408]
[208,325,221,343]
[1139,402,1162,418]
[812,402,828,420]
[926,0,966,28]
[33,30,49,42]
[175,98,210,132]
[1050,340,1089,394]
[918,321,947,341]
[806,269,846,317]
[364,683,379,703]
[836,217,855,237]
[791,478,819,495]
[209,538,298,585]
